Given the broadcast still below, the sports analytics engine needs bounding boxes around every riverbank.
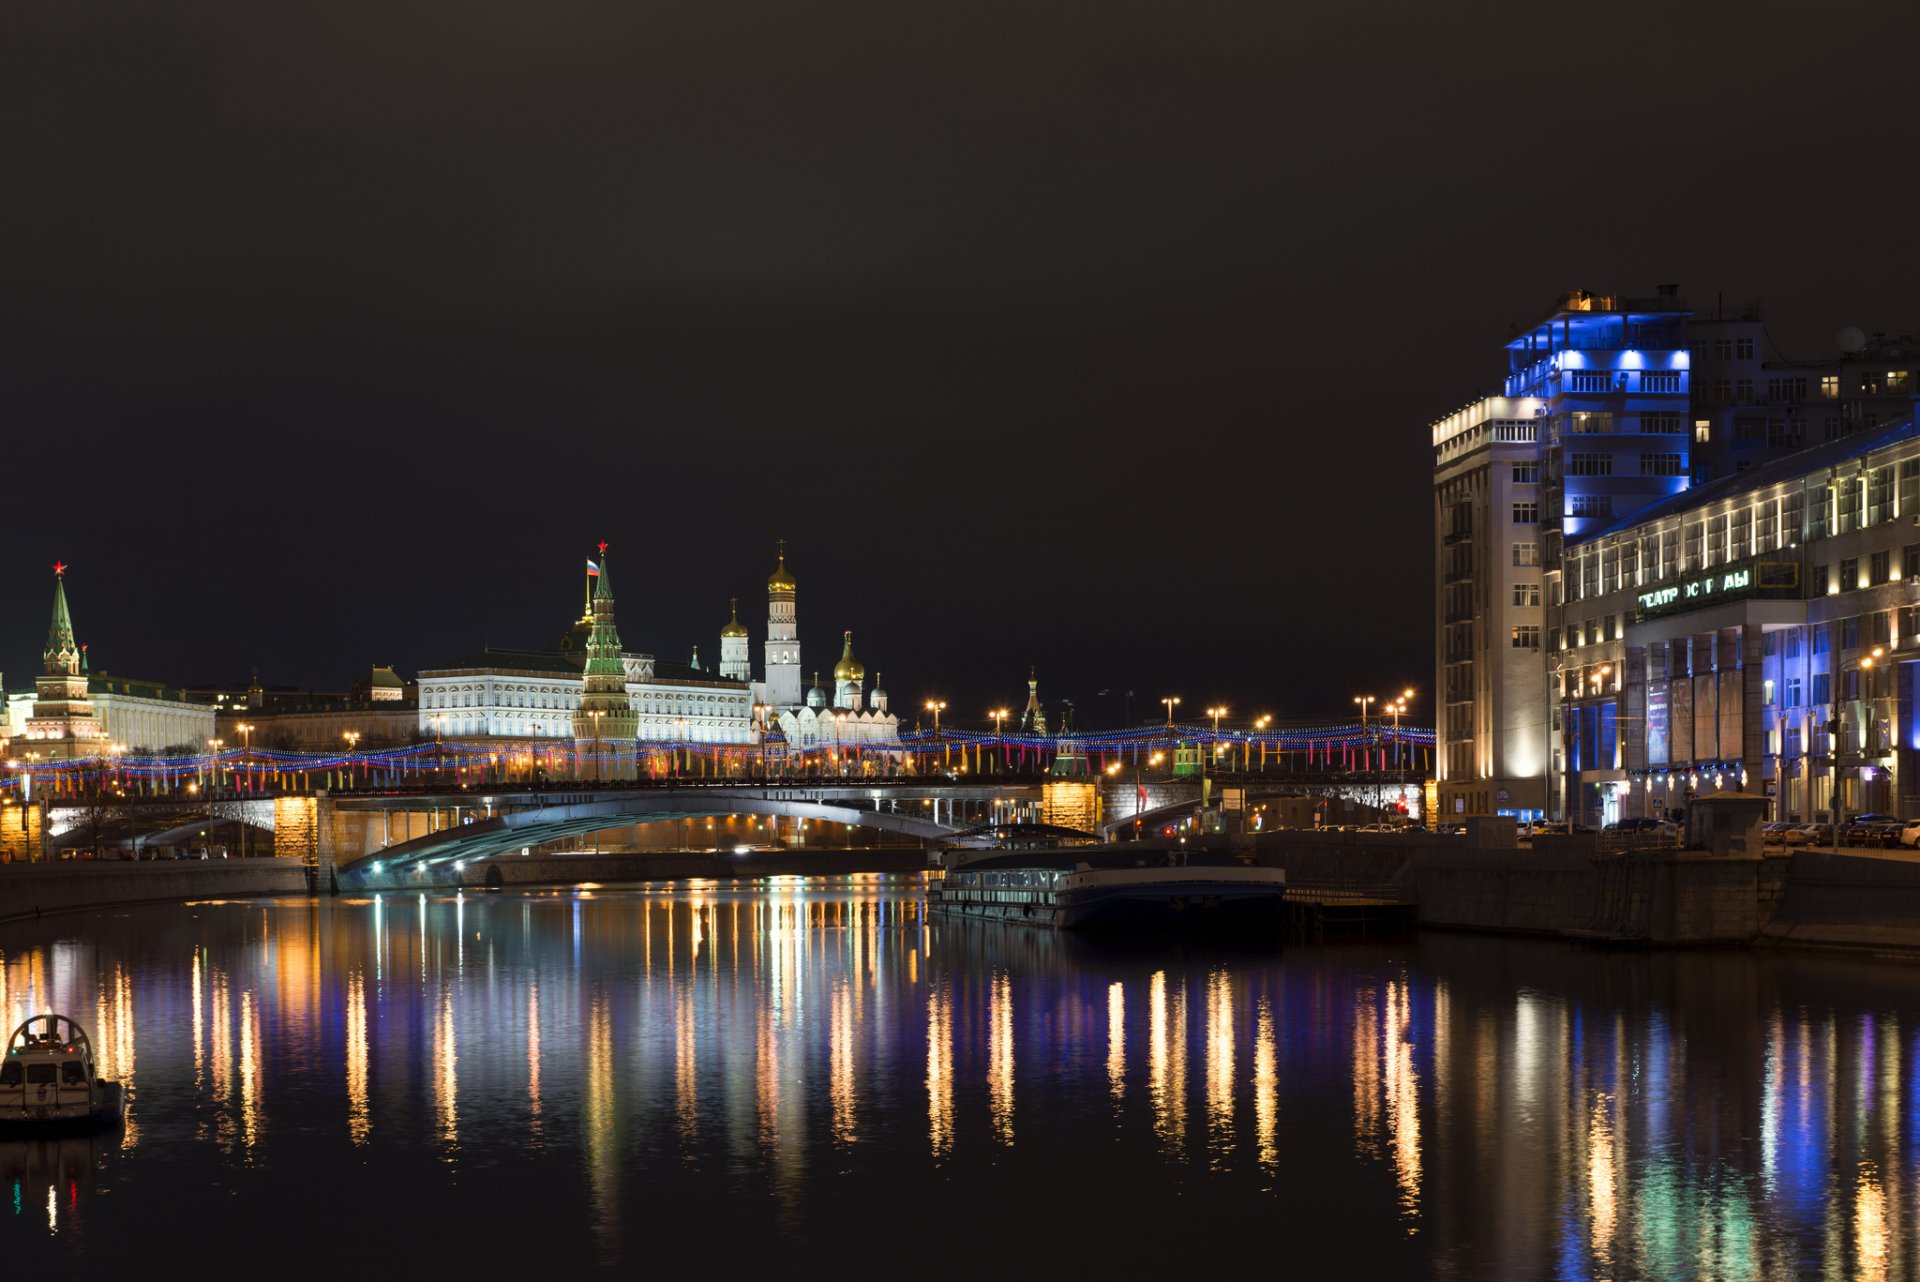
[0,859,309,925]
[1252,829,1920,955]
[353,846,933,891]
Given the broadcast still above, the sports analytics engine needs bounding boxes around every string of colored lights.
[0,719,1432,790]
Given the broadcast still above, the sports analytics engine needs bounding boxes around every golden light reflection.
[1856,1161,1889,1282]
[584,992,618,1258]
[676,983,699,1147]
[1205,969,1235,1164]
[527,983,543,1145]
[433,986,457,1151]
[1383,979,1421,1225]
[830,978,856,1145]
[239,988,263,1156]
[1107,981,1125,1103]
[211,968,233,1150]
[94,963,137,1149]
[1353,978,1422,1229]
[345,968,370,1146]
[988,971,1014,1146]
[1352,984,1380,1152]
[1254,996,1277,1172]
[1149,970,1186,1154]
[927,984,953,1158]
[191,949,206,1091]
[1586,1092,1617,1270]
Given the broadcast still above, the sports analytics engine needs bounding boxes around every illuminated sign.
[1634,559,1798,620]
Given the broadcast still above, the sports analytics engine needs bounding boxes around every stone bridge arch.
[338,790,960,885]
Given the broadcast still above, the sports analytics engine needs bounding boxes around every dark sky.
[6,0,1919,731]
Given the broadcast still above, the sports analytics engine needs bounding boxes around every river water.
[1,876,1915,1279]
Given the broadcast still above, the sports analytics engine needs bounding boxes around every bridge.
[329,782,1039,885]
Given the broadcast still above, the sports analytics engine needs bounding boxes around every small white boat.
[0,1015,124,1131]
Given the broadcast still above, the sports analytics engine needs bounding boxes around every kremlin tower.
[27,562,101,756]
[762,540,802,709]
[719,597,751,682]
[571,546,639,779]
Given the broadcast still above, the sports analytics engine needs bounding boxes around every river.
[1,876,1913,1278]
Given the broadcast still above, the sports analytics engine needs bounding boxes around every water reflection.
[0,885,1916,1277]
[1148,969,1186,1154]
[987,971,1014,1146]
[926,984,953,1158]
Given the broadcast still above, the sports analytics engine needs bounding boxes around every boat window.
[62,1061,88,1084]
[0,1062,20,1086]
[26,1064,57,1084]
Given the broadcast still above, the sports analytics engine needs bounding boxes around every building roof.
[650,660,749,690]
[420,648,586,677]
[1572,417,1920,546]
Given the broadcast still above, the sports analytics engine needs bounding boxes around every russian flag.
[586,559,601,576]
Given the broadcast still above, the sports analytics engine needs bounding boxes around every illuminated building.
[9,566,215,756]
[1558,417,1920,826]
[718,598,751,682]
[23,563,102,756]
[571,550,641,779]
[1430,288,1920,819]
[761,543,803,709]
[417,549,755,756]
[770,632,899,751]
[1019,667,1047,735]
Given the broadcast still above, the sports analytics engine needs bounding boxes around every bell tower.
[763,540,802,708]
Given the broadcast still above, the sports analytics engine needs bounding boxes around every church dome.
[767,548,797,594]
[806,673,827,709]
[721,597,749,638]
[832,631,864,683]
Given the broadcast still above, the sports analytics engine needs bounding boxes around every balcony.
[1443,528,1474,546]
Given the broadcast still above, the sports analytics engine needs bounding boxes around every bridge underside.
[341,792,962,882]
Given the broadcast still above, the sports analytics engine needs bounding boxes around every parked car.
[1761,821,1795,842]
[1606,818,1678,841]
[1900,820,1920,849]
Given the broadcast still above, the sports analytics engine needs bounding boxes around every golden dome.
[832,630,864,682]
[721,597,749,638]
[767,543,797,594]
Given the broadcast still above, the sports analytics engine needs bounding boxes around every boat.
[0,1015,125,1131]
[928,847,1286,929]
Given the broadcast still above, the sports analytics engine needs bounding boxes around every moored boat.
[929,847,1285,930]
[1,1015,124,1131]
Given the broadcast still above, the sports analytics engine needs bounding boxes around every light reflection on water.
[0,880,1915,1276]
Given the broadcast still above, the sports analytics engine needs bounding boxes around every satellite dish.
[1837,326,1867,354]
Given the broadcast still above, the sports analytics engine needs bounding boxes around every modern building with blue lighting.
[1433,288,1920,823]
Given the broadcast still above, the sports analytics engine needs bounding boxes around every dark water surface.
[2,877,1916,1279]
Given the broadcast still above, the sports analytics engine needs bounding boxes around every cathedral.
[745,544,901,751]
[413,540,900,772]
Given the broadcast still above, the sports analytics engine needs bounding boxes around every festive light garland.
[0,720,1434,792]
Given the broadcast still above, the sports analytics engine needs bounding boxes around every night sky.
[7,0,1919,730]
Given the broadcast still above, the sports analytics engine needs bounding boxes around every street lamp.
[924,700,947,735]
[343,730,361,790]
[1354,694,1376,737]
[1161,695,1180,728]
[989,707,1009,774]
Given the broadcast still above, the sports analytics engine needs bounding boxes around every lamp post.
[1250,714,1271,774]
[1161,695,1180,728]
[989,707,1009,774]
[343,731,361,791]
[924,700,946,736]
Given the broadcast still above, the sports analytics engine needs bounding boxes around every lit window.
[1694,420,1711,443]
